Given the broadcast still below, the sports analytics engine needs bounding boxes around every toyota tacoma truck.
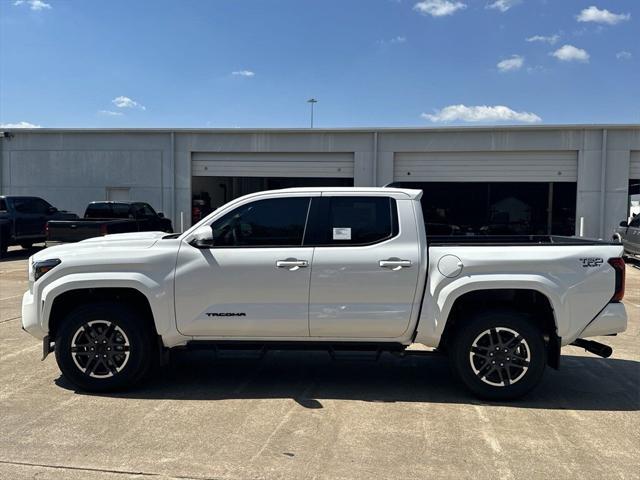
[21,188,627,400]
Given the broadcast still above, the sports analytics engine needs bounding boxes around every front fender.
[414,274,565,347]
[39,272,174,337]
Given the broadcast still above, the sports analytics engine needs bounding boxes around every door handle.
[379,259,412,270]
[276,259,309,271]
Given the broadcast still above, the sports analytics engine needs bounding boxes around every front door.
[12,197,46,238]
[174,194,315,337]
[308,195,421,338]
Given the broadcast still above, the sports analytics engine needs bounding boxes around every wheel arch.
[48,287,158,343]
[438,287,561,369]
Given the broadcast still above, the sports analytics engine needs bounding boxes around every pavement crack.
[0,316,21,324]
[0,459,226,480]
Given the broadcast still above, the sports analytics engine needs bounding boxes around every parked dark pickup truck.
[0,196,78,256]
[46,201,173,243]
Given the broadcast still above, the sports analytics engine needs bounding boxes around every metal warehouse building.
[1,125,639,238]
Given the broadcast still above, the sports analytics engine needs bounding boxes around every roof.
[1,124,639,134]
[246,187,423,200]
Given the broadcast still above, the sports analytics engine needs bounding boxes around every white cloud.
[379,36,407,46]
[231,70,255,77]
[0,121,41,128]
[421,104,541,123]
[112,96,146,110]
[551,44,590,62]
[497,54,524,72]
[526,34,560,45]
[576,6,630,25]
[414,0,466,17]
[616,51,632,60]
[13,0,51,10]
[486,0,520,13]
[98,110,123,116]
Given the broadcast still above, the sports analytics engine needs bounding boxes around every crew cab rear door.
[308,194,421,338]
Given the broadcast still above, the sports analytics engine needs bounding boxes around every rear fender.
[414,274,565,347]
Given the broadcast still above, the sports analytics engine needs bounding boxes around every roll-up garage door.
[192,152,354,178]
[393,151,578,182]
[630,151,640,179]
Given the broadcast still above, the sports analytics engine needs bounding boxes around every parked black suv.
[0,196,78,256]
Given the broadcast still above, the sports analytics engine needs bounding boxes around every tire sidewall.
[55,303,154,392]
[451,310,546,400]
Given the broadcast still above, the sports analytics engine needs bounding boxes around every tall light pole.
[307,98,317,128]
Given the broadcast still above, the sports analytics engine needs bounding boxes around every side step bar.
[571,339,613,358]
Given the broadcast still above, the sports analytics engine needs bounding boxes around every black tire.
[20,242,33,250]
[449,310,546,400]
[0,233,7,258]
[54,303,156,392]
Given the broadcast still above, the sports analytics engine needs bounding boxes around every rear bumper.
[579,302,627,338]
[21,290,46,340]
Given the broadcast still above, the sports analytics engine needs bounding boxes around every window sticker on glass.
[332,227,351,240]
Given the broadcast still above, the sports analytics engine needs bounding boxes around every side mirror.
[48,206,58,214]
[620,221,629,227]
[157,212,165,218]
[190,225,214,248]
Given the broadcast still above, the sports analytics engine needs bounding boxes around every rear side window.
[85,204,111,218]
[307,196,398,246]
[211,197,311,247]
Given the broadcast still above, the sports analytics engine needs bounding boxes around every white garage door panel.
[394,151,577,182]
[192,152,354,178]
[630,151,640,179]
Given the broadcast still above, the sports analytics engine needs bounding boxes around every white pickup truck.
[22,188,627,399]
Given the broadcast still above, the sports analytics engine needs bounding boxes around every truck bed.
[428,235,619,246]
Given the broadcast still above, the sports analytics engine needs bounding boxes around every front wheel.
[449,310,546,400]
[20,242,33,250]
[54,303,156,392]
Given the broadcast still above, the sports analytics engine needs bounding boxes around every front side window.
[630,216,640,228]
[13,198,37,214]
[211,197,311,247]
[321,196,396,245]
[112,204,132,218]
[33,198,53,214]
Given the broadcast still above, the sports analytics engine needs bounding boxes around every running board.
[184,340,406,360]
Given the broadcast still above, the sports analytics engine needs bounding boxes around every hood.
[33,231,167,261]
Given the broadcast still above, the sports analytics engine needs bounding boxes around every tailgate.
[47,221,105,242]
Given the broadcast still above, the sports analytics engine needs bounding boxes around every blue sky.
[0,0,638,128]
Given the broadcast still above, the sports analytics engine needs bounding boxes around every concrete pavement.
[1,246,638,480]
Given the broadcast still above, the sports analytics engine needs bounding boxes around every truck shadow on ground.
[57,350,640,411]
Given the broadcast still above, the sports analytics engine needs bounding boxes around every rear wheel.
[54,303,156,392]
[449,310,546,400]
[20,242,33,250]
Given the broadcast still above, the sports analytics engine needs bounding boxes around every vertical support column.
[599,129,607,238]
[353,151,374,187]
[575,130,603,238]
[170,131,176,225]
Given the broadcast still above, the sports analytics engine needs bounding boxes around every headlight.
[33,259,61,281]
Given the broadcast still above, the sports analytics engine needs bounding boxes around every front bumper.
[579,302,627,338]
[21,290,46,340]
